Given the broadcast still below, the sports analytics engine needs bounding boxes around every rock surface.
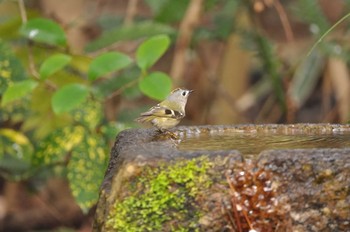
[93,124,350,232]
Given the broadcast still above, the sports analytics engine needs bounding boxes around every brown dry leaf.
[327,57,350,122]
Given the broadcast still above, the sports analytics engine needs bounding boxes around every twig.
[273,0,294,42]
[124,0,138,26]
[170,0,203,82]
[35,195,67,226]
[18,0,27,23]
[225,173,243,232]
[242,209,254,232]
[222,198,237,232]
[106,78,139,101]
[17,0,40,80]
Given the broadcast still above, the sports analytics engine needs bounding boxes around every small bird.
[136,88,193,132]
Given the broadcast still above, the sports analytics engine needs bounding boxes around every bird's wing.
[140,104,184,119]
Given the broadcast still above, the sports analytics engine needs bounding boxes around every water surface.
[178,133,350,155]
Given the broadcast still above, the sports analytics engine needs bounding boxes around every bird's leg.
[164,130,179,140]
[169,132,179,140]
[156,128,179,140]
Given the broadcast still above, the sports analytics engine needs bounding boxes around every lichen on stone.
[106,156,212,232]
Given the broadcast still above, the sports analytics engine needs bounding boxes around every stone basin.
[93,124,350,232]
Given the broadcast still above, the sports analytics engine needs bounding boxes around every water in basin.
[178,133,350,155]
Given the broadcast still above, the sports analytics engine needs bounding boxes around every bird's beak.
[189,90,194,94]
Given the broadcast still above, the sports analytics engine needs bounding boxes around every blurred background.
[0,0,350,231]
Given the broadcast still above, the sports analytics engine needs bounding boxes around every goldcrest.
[136,88,193,132]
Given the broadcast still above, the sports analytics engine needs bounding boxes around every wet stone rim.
[174,123,350,137]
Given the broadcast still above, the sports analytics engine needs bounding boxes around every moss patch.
[106,156,212,232]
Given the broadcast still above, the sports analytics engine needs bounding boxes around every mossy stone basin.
[93,124,350,232]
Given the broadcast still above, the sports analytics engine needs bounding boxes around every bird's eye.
[182,91,187,96]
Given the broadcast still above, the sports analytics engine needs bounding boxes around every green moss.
[106,156,212,232]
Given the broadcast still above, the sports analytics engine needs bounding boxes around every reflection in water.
[178,133,350,155]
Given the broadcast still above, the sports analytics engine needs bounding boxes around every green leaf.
[136,35,170,70]
[67,134,108,212]
[0,129,33,163]
[52,84,89,114]
[1,80,38,106]
[39,54,72,80]
[88,52,132,81]
[0,129,30,146]
[0,40,27,95]
[146,0,189,23]
[33,126,85,166]
[19,18,67,46]
[71,100,103,130]
[139,72,172,100]
[70,55,91,73]
[94,69,140,98]
[289,50,325,108]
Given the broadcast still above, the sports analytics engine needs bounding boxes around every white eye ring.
[182,91,187,96]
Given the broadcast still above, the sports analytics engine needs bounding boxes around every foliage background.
[0,0,350,231]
